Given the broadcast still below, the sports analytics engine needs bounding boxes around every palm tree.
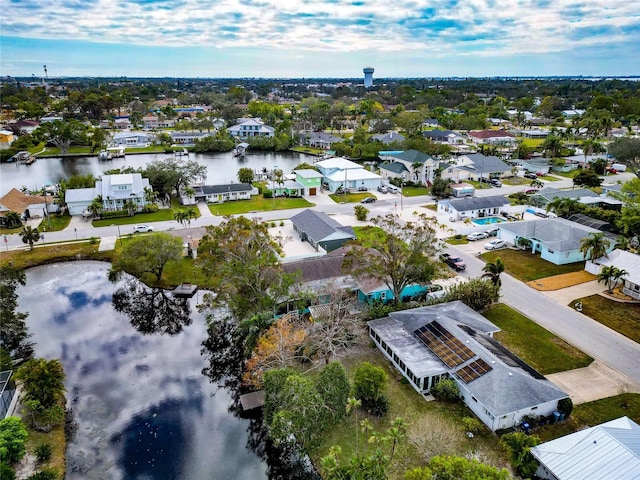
[4,211,22,228]
[612,267,629,291]
[346,397,362,453]
[482,257,505,286]
[579,232,611,262]
[411,162,422,183]
[386,417,407,461]
[545,197,581,218]
[597,265,616,292]
[542,135,563,157]
[529,178,544,190]
[20,225,40,250]
[614,235,630,251]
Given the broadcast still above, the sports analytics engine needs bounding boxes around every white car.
[484,239,506,250]
[133,225,154,233]
[467,232,488,241]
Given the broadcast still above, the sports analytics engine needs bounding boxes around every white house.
[368,302,569,431]
[468,130,517,145]
[531,416,640,480]
[382,150,439,185]
[190,183,253,204]
[437,195,510,221]
[65,173,151,216]
[228,118,275,138]
[110,132,153,147]
[585,249,640,300]
[315,157,382,192]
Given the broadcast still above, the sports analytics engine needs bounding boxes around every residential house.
[356,277,441,304]
[422,129,464,144]
[437,195,510,221]
[423,119,439,128]
[498,218,615,265]
[379,162,410,183]
[315,157,382,192]
[371,131,405,144]
[530,187,600,206]
[531,416,640,480]
[516,129,550,139]
[562,109,586,118]
[383,150,439,185]
[585,249,640,300]
[468,130,517,145]
[170,131,212,145]
[294,169,323,196]
[189,183,253,204]
[6,120,39,134]
[440,154,512,183]
[110,132,153,147]
[0,188,51,224]
[0,370,17,418]
[281,247,358,292]
[228,118,275,138]
[298,132,342,149]
[0,130,14,149]
[368,301,569,431]
[141,114,175,129]
[290,209,356,253]
[65,173,151,216]
[514,158,552,175]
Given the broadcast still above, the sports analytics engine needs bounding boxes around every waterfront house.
[228,118,275,138]
[293,169,323,196]
[65,173,151,216]
[0,188,51,224]
[298,132,342,149]
[371,131,405,145]
[0,130,14,149]
[110,132,153,147]
[190,183,253,204]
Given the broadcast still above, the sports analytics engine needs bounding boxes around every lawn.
[403,186,430,197]
[527,271,596,291]
[0,242,112,269]
[38,214,72,233]
[290,146,326,156]
[444,235,468,245]
[520,138,545,148]
[422,204,438,211]
[24,422,66,478]
[0,225,23,235]
[501,177,530,186]
[551,169,581,179]
[93,208,180,226]
[569,294,640,343]
[329,192,373,203]
[352,225,386,246]
[539,174,560,181]
[315,346,508,478]
[483,304,592,374]
[464,180,493,190]
[537,393,640,442]
[481,249,585,282]
[209,196,314,215]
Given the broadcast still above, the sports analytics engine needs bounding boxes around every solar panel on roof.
[455,358,493,384]
[414,321,475,368]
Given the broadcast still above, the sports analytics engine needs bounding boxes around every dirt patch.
[528,271,596,291]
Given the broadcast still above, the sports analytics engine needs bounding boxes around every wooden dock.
[239,390,265,411]
[173,283,198,298]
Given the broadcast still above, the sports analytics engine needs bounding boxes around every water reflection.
[112,280,192,335]
[18,262,268,480]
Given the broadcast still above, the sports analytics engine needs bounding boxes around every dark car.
[358,185,368,191]
[488,178,502,187]
[524,172,537,179]
[361,197,376,204]
[440,253,466,271]
[486,227,500,237]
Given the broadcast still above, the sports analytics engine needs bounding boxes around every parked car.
[361,197,376,204]
[524,172,537,179]
[488,178,502,187]
[484,239,506,250]
[388,186,400,193]
[377,185,388,193]
[486,227,500,237]
[467,232,488,241]
[357,185,368,191]
[479,177,490,183]
[133,225,154,233]
[440,253,466,271]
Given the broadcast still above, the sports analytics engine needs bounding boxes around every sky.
[1,0,639,78]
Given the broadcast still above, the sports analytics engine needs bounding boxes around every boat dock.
[173,283,198,298]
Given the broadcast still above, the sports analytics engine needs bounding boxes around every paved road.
[449,243,640,386]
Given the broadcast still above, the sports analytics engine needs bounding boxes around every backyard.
[481,249,585,282]
[569,294,640,343]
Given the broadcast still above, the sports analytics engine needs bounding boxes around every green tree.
[430,378,459,402]
[0,265,32,360]
[0,417,28,465]
[143,157,207,197]
[501,431,540,478]
[19,225,40,250]
[16,358,65,408]
[316,362,351,421]
[237,167,254,184]
[36,119,87,154]
[579,232,611,262]
[529,178,544,190]
[609,137,640,178]
[353,204,369,221]
[343,213,439,304]
[430,177,453,198]
[542,135,563,157]
[440,278,501,311]
[198,216,296,321]
[109,232,183,283]
[173,208,197,228]
[545,197,582,218]
[353,362,387,404]
[573,170,603,188]
[404,455,510,480]
[3,211,21,228]
[482,257,505,287]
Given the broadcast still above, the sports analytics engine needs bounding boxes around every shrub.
[365,395,390,417]
[557,398,573,418]
[88,236,98,245]
[279,220,285,227]
[0,463,16,480]
[440,278,501,311]
[35,443,53,463]
[100,209,128,219]
[141,203,159,213]
[0,417,28,464]
[431,379,459,402]
[263,189,273,198]
[462,416,484,435]
[26,468,58,480]
[520,414,541,428]
[353,362,387,404]
[354,204,369,221]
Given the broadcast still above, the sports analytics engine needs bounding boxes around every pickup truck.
[440,253,466,271]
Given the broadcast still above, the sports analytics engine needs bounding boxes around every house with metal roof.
[585,249,640,300]
[422,129,464,144]
[368,302,569,431]
[294,169,323,196]
[65,173,151,216]
[531,416,640,480]
[530,187,600,206]
[298,132,342,149]
[372,131,405,144]
[315,157,382,192]
[190,183,253,204]
[498,218,614,265]
[290,209,356,252]
[437,195,510,221]
[468,130,517,145]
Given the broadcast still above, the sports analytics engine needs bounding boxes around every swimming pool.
[472,216,506,225]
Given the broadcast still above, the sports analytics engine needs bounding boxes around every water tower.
[363,66,374,88]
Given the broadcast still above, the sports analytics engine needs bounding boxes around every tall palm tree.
[346,397,362,453]
[612,267,629,291]
[529,178,544,190]
[579,232,611,262]
[614,235,630,251]
[482,257,505,286]
[597,265,616,292]
[411,162,422,183]
[19,225,40,250]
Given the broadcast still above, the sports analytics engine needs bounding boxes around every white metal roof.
[595,249,640,286]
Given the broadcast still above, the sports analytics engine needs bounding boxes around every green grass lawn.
[290,146,326,155]
[0,242,112,269]
[422,204,438,211]
[39,214,72,232]
[483,304,592,374]
[444,236,468,245]
[403,186,430,197]
[481,249,585,282]
[520,138,545,148]
[0,225,23,235]
[501,177,530,186]
[539,174,560,181]
[352,225,387,246]
[329,192,374,203]
[464,180,493,190]
[93,208,180,227]
[569,294,640,343]
[209,195,314,215]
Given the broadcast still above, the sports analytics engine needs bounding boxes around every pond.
[1,151,309,193]
[17,261,270,480]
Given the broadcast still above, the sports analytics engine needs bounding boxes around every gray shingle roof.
[390,149,434,164]
[290,209,356,244]
[379,162,410,174]
[422,129,456,139]
[200,183,252,194]
[500,217,601,252]
[458,154,512,174]
[445,195,510,212]
[532,187,599,202]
